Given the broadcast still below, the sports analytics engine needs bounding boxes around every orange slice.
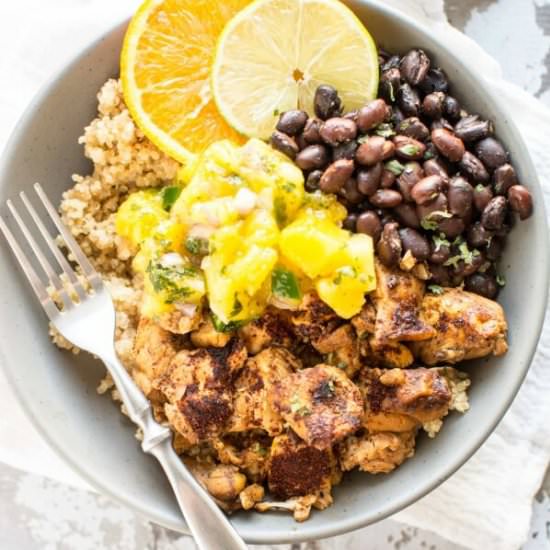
[121,0,250,163]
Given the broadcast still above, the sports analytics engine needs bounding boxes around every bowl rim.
[0,1,548,544]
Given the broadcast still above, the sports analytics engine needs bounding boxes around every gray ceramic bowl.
[0,0,548,545]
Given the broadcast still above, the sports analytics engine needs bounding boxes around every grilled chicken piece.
[270,365,363,449]
[238,308,294,354]
[339,431,416,474]
[157,307,202,335]
[351,300,377,337]
[191,316,232,348]
[228,347,300,435]
[312,324,362,378]
[359,367,452,433]
[412,288,508,365]
[154,339,247,444]
[290,291,340,342]
[372,262,435,345]
[133,317,182,397]
[267,432,334,501]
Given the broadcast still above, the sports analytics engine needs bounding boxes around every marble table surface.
[1,1,550,549]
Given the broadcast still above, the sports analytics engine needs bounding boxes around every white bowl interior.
[0,1,548,544]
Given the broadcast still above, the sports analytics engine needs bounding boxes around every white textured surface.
[0,1,550,550]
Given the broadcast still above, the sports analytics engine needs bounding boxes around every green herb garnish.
[185,236,209,256]
[375,123,395,138]
[274,196,287,226]
[428,284,444,295]
[211,313,245,333]
[272,267,301,300]
[496,274,506,287]
[231,295,243,317]
[398,144,420,157]
[146,261,196,304]
[160,186,182,211]
[384,159,405,176]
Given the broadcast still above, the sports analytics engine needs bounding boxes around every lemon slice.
[121,0,250,163]
[211,0,379,139]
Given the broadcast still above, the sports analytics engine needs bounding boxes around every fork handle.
[101,352,247,550]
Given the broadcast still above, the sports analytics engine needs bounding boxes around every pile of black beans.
[269,48,534,299]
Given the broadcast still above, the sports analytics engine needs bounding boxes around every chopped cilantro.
[423,149,435,160]
[210,312,245,333]
[385,159,405,176]
[496,274,506,287]
[274,196,287,226]
[231,295,243,317]
[160,186,182,211]
[421,210,453,231]
[146,261,196,304]
[428,284,444,295]
[184,236,209,256]
[273,108,280,117]
[290,393,311,416]
[398,144,420,157]
[458,242,480,265]
[421,218,439,231]
[272,267,301,300]
[432,233,450,252]
[375,123,395,138]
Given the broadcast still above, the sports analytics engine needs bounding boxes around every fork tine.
[7,200,74,312]
[34,182,103,292]
[0,216,60,321]
[20,191,88,302]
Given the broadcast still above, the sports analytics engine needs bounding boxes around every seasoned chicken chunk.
[133,317,182,397]
[267,432,334,501]
[372,262,435,345]
[339,431,416,473]
[157,307,202,335]
[412,288,508,365]
[312,324,362,378]
[239,308,294,354]
[191,316,232,348]
[154,339,247,444]
[359,368,452,433]
[228,347,300,435]
[290,291,340,342]
[351,299,377,338]
[270,365,363,449]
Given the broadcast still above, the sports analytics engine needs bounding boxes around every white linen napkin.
[0,1,549,549]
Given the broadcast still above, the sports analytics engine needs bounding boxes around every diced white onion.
[234,187,257,216]
[175,303,198,317]
[160,252,184,267]
[188,224,215,239]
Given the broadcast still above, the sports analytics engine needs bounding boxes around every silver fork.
[0,183,247,550]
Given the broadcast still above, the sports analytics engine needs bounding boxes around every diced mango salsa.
[115,138,377,322]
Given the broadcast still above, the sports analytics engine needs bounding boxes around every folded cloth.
[0,1,549,550]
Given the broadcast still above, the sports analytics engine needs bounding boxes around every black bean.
[473,184,493,212]
[465,273,498,299]
[393,135,426,160]
[391,106,405,126]
[459,151,490,183]
[448,176,473,218]
[443,96,461,121]
[295,145,330,171]
[454,115,493,142]
[276,110,308,136]
[319,117,358,146]
[357,99,390,132]
[381,54,400,72]
[357,211,383,240]
[377,222,402,267]
[423,158,449,183]
[422,92,445,119]
[493,164,518,195]
[411,175,443,205]
[344,110,359,123]
[314,85,343,120]
[379,210,397,227]
[400,49,431,85]
[369,189,403,208]
[356,136,393,166]
[461,250,486,277]
[418,67,449,94]
[475,137,508,170]
[339,178,363,205]
[343,213,358,232]
[431,128,465,162]
[333,140,358,161]
[437,216,465,238]
[423,142,438,161]
[417,193,448,225]
[486,237,504,261]
[380,68,401,103]
[302,118,322,144]
[270,131,299,159]
[399,228,430,260]
[319,159,355,193]
[508,185,533,220]
[380,169,397,189]
[429,263,451,286]
[305,170,323,192]
[397,83,421,116]
[296,133,308,150]
[430,239,451,264]
[398,162,425,201]
[357,164,382,196]
[397,117,430,141]
[467,222,493,248]
[481,196,507,230]
[394,203,421,228]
